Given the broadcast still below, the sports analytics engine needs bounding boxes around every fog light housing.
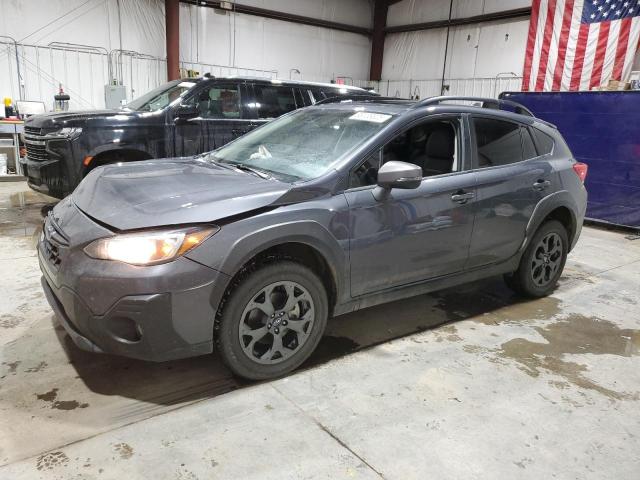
[108,316,142,343]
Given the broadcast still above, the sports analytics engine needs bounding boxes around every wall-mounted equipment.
[105,84,127,109]
[54,84,70,111]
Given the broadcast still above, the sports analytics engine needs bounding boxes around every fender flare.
[524,190,579,251]
[193,219,349,304]
[87,144,153,162]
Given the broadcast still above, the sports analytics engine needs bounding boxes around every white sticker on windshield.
[349,112,392,123]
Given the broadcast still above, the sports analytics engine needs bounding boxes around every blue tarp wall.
[500,91,640,228]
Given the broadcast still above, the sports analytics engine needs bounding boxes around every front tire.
[215,261,328,380]
[505,220,568,298]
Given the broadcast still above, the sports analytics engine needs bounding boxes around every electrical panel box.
[104,85,127,109]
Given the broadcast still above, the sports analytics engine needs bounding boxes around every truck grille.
[24,126,48,162]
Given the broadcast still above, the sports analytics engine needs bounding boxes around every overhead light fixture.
[219,1,233,10]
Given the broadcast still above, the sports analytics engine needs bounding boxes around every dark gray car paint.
[73,157,290,230]
[39,101,587,362]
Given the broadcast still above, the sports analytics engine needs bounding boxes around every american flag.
[522,0,640,91]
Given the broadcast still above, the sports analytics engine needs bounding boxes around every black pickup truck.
[22,77,374,198]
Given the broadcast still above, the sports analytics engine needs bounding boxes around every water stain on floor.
[433,325,462,343]
[0,190,56,238]
[113,442,134,460]
[0,314,21,329]
[496,315,640,400]
[434,287,563,326]
[35,387,89,410]
[25,361,47,373]
[35,451,69,471]
[2,360,20,374]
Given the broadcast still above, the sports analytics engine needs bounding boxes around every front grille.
[24,127,48,162]
[43,237,61,269]
[42,212,70,270]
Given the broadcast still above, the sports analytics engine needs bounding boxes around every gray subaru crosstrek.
[38,96,588,380]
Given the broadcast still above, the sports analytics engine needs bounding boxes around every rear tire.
[505,220,568,298]
[215,261,328,380]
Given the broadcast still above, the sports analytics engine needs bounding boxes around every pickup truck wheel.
[505,220,568,298]
[216,261,328,380]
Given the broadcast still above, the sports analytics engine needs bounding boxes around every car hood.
[72,158,291,231]
[25,109,156,130]
[26,110,118,129]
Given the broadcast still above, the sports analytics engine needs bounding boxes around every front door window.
[193,85,241,119]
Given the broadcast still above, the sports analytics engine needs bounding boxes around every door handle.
[532,179,551,191]
[451,191,475,204]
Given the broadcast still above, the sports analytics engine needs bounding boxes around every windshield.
[210,108,393,181]
[125,80,197,111]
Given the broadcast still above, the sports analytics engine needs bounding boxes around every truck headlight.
[50,127,82,138]
[84,226,218,265]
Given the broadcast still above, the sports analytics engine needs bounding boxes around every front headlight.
[49,127,82,138]
[84,226,218,265]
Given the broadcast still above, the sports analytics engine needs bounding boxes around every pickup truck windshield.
[125,80,197,112]
[211,108,393,181]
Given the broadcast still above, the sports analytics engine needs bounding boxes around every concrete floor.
[0,180,639,479]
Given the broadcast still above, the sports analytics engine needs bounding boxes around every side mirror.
[174,104,198,121]
[373,161,422,200]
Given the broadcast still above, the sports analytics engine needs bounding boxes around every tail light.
[572,162,588,183]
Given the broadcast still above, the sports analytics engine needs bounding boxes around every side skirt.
[333,255,520,316]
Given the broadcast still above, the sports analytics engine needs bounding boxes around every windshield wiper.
[205,155,275,180]
[231,163,273,180]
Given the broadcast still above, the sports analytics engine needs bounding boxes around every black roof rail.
[412,96,535,117]
[314,95,409,105]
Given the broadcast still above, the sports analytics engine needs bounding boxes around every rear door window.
[473,117,523,168]
[253,85,298,119]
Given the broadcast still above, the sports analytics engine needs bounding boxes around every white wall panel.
[0,0,164,56]
[472,18,530,77]
[444,24,480,78]
[483,0,531,15]
[239,0,373,28]
[387,0,532,27]
[387,0,452,27]
[381,29,447,80]
[1,0,372,108]
[383,17,529,82]
[179,2,371,83]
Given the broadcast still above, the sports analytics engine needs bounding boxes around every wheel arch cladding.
[186,220,346,310]
[526,190,579,250]
[85,147,153,173]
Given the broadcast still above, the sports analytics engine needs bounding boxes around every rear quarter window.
[531,127,555,155]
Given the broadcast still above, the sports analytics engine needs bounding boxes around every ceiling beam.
[180,0,372,36]
[385,7,532,34]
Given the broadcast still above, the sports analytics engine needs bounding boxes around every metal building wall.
[178,1,372,84]
[381,0,532,97]
[380,0,640,98]
[0,0,372,109]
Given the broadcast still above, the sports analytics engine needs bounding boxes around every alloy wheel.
[531,232,563,287]
[238,280,315,365]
